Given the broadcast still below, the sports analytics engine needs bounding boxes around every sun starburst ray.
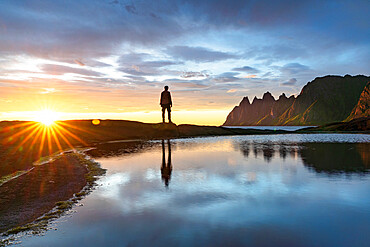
[3,123,39,144]
[0,121,35,134]
[52,125,77,151]
[38,127,48,158]
[57,121,95,135]
[49,125,63,152]
[9,124,42,155]
[22,124,45,159]
[54,124,88,146]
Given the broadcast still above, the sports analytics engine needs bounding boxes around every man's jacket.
[160,91,172,106]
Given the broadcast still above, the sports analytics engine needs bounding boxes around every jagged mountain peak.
[239,96,250,106]
[278,93,287,100]
[252,96,259,104]
[262,91,274,100]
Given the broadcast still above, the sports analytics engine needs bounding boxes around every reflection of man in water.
[160,86,172,123]
[161,139,172,187]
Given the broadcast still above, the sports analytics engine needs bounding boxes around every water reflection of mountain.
[86,141,155,158]
[300,143,369,173]
[236,141,369,173]
[237,141,299,162]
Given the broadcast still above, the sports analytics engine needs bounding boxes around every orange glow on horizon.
[1,109,230,126]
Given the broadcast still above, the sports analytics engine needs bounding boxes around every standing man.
[160,85,172,123]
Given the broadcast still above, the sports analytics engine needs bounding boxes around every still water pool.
[20,134,370,247]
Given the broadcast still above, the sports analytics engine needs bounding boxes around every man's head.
[164,86,169,91]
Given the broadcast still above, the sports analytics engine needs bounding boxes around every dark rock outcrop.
[224,75,370,126]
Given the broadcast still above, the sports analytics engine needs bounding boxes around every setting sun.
[34,110,61,126]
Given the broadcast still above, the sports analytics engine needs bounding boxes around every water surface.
[224,126,316,131]
[19,134,370,247]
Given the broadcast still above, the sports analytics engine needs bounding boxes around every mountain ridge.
[223,75,370,126]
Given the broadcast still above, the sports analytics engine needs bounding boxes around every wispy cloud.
[281,78,297,86]
[181,71,209,78]
[232,66,259,74]
[40,64,103,77]
[74,59,85,66]
[166,46,238,62]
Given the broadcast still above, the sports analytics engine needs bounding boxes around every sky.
[0,0,369,125]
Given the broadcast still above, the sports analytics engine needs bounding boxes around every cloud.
[132,65,140,72]
[125,4,138,15]
[232,66,259,74]
[245,45,308,63]
[244,75,257,78]
[86,60,112,67]
[164,79,209,89]
[281,78,297,86]
[262,72,273,77]
[40,64,103,77]
[211,72,241,83]
[166,46,237,62]
[74,59,85,66]
[280,63,310,75]
[0,0,368,65]
[180,71,209,78]
[40,88,56,94]
[0,1,187,61]
[118,53,180,76]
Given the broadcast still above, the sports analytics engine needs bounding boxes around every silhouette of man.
[161,139,172,187]
[160,86,172,123]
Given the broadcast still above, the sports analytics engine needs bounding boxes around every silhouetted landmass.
[224,75,370,126]
[299,116,370,132]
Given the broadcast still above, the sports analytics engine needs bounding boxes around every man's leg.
[168,106,171,123]
[162,107,165,123]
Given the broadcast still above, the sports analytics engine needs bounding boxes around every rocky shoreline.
[0,151,105,243]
